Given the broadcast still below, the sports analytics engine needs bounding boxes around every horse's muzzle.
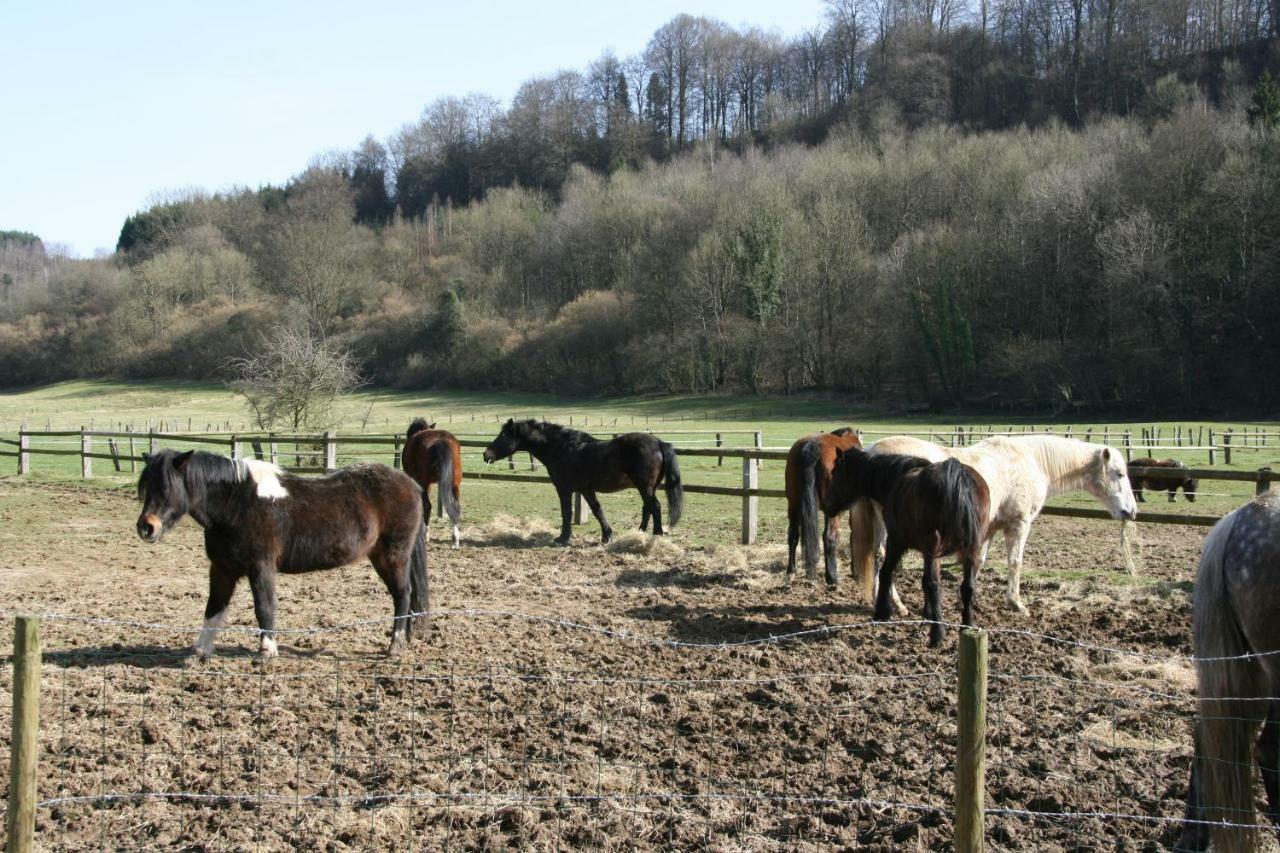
[482,449,495,464]
[136,513,164,542]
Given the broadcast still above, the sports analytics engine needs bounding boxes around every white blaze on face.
[241,459,289,500]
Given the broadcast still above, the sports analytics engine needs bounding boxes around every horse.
[1178,492,1280,852]
[135,449,429,659]
[402,418,463,547]
[1128,457,1198,503]
[784,427,864,585]
[849,435,1138,615]
[830,448,989,647]
[481,419,682,545]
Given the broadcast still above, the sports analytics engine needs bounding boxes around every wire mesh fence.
[6,609,1277,850]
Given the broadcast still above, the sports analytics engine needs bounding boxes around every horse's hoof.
[553,537,570,547]
[893,604,911,617]
[601,529,613,544]
[1006,597,1029,615]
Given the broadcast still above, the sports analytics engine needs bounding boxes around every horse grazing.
[136,449,429,659]
[785,427,863,585]
[402,418,463,547]
[850,435,1137,615]
[1128,457,1198,503]
[831,448,989,647]
[1179,492,1280,852]
[481,419,682,545]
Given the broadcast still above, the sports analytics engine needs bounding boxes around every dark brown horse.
[136,449,428,659]
[830,448,990,647]
[482,419,682,545]
[785,427,863,585]
[402,418,463,547]
[1128,457,1198,503]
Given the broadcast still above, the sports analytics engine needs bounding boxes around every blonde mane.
[979,435,1114,498]
[236,458,289,500]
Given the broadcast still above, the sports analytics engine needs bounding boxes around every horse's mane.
[841,448,932,500]
[139,450,288,501]
[514,419,598,448]
[981,435,1116,488]
[407,418,430,439]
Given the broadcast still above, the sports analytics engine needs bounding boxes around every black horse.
[136,449,429,659]
[482,419,683,545]
[829,448,990,647]
[1128,457,1198,503]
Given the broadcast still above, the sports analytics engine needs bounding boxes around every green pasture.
[1,380,1278,547]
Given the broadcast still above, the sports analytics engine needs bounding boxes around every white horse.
[849,434,1138,615]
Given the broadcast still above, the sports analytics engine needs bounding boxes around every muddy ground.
[0,480,1212,850]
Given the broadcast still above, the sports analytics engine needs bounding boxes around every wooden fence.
[6,427,1274,541]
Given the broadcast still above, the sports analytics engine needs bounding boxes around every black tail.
[408,520,430,641]
[432,441,461,525]
[406,418,430,440]
[660,441,683,529]
[797,438,822,578]
[928,458,986,556]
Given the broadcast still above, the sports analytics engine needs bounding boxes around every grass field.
[2,379,1278,548]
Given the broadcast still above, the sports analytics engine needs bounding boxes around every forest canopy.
[3,1,1279,412]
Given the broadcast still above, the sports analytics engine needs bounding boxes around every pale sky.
[2,1,828,257]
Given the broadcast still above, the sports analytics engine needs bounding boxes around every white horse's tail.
[1193,507,1262,852]
[849,498,878,606]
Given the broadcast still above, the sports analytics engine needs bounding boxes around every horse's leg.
[923,554,944,647]
[786,502,800,583]
[1176,727,1211,852]
[1168,488,1177,503]
[582,491,613,544]
[422,491,433,543]
[649,492,665,535]
[872,510,909,617]
[873,541,906,622]
[371,546,412,656]
[1135,487,1146,502]
[822,513,840,587]
[246,566,280,658]
[1003,519,1032,615]
[451,484,462,549]
[1260,699,1280,826]
[554,484,573,545]
[196,564,238,660]
[960,550,978,629]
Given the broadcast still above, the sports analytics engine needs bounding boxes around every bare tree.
[227,326,365,431]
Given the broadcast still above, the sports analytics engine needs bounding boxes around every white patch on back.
[239,459,289,500]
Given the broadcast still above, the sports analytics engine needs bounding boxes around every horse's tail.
[797,438,822,579]
[931,459,986,556]
[850,498,879,606]
[408,517,430,641]
[432,441,461,525]
[406,418,430,441]
[660,441,683,529]
[1193,507,1260,852]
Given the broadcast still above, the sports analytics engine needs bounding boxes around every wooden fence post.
[18,423,29,475]
[392,438,402,470]
[107,438,121,472]
[127,426,137,472]
[324,431,337,471]
[1257,467,1273,497]
[1122,430,1131,464]
[147,420,157,455]
[269,435,279,466]
[7,615,41,853]
[229,435,241,461]
[81,427,91,479]
[955,628,988,853]
[251,440,265,461]
[1223,431,1232,466]
[1208,429,1216,465]
[716,432,723,467]
[753,431,764,471]
[741,455,758,545]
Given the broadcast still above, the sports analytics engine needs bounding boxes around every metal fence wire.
[4,609,1278,850]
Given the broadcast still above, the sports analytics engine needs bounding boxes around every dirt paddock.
[0,480,1211,850]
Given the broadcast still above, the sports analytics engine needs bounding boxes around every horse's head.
[136,449,196,542]
[1088,447,1138,521]
[482,419,526,463]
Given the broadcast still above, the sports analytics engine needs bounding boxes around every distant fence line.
[4,427,1275,537]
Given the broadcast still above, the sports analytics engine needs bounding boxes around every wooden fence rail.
[10,428,1274,541]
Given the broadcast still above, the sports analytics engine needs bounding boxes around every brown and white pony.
[784,427,863,585]
[850,435,1138,615]
[136,449,429,658]
[402,418,463,547]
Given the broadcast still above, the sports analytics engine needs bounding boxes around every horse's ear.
[173,450,195,470]
[428,422,436,429]
[142,452,153,465]
[1101,447,1111,463]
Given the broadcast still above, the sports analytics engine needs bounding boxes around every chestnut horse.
[785,427,863,585]
[830,448,990,647]
[136,449,429,659]
[482,419,682,545]
[402,418,463,547]
[1128,457,1198,503]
